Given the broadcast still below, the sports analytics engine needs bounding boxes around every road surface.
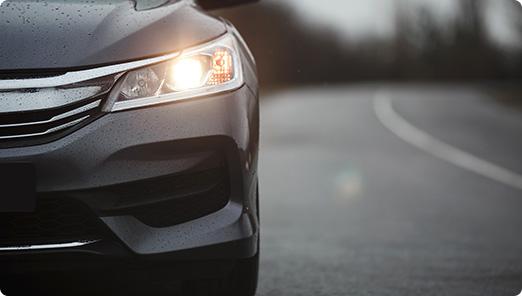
[256,85,522,296]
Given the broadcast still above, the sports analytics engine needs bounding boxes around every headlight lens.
[120,67,162,98]
[107,34,243,112]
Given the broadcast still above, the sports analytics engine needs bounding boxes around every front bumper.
[0,85,259,271]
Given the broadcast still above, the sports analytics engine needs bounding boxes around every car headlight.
[106,34,243,112]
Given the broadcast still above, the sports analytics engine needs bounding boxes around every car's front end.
[0,1,259,295]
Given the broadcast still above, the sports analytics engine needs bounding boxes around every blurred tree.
[213,0,522,89]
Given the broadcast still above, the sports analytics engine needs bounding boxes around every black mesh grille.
[0,198,106,246]
[0,166,230,247]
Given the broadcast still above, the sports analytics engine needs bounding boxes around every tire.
[182,183,260,296]
[226,182,260,296]
[225,181,260,296]
[225,252,259,296]
[0,273,101,296]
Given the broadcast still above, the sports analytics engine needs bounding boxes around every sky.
[275,0,521,47]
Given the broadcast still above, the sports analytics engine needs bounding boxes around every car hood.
[0,0,226,71]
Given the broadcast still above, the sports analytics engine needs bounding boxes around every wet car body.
[0,0,259,295]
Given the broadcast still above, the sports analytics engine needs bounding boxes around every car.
[0,0,259,295]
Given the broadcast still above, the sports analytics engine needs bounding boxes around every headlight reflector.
[107,34,243,112]
[208,48,234,85]
[120,67,162,99]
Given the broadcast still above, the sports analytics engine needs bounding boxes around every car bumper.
[0,85,259,272]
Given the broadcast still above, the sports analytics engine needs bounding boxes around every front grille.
[0,198,107,247]
[0,97,103,147]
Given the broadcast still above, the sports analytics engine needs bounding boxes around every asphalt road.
[256,85,522,296]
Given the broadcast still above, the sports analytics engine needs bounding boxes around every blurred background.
[216,0,522,88]
[214,1,522,295]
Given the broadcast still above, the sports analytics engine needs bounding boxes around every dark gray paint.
[102,203,254,255]
[0,1,260,279]
[0,86,255,191]
[0,0,226,70]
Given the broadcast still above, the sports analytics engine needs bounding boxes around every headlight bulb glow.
[167,57,207,91]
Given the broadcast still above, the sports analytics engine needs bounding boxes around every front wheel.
[224,252,259,296]
[184,184,260,296]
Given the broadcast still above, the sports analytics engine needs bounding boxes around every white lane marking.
[374,93,522,191]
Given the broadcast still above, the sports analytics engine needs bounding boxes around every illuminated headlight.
[107,34,243,111]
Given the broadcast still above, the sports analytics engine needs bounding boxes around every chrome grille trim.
[0,115,90,140]
[0,51,180,90]
[0,49,182,144]
[0,86,107,114]
[0,100,100,128]
[0,240,100,252]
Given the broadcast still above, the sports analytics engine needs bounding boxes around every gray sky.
[274,0,521,47]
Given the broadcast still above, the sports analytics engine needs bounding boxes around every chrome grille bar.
[0,51,179,90]
[0,100,100,128]
[0,240,100,252]
[0,86,109,113]
[0,115,90,140]
[0,47,182,143]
